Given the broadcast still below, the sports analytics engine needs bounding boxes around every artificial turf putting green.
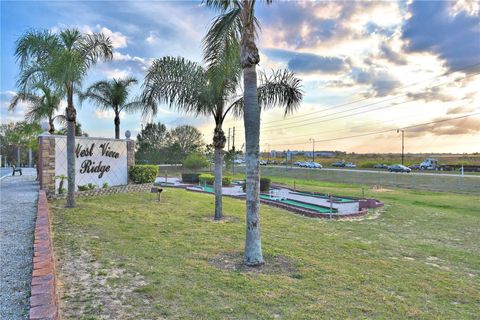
[51,181,480,319]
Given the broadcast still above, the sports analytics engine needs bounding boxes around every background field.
[52,180,480,319]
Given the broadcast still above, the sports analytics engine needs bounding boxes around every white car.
[345,162,357,168]
[310,162,323,168]
[234,159,244,164]
[259,160,267,165]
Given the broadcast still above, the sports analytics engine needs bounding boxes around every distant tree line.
[135,122,205,164]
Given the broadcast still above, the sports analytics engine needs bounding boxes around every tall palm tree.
[15,28,113,207]
[9,81,65,134]
[80,77,142,139]
[204,0,274,265]
[141,57,301,222]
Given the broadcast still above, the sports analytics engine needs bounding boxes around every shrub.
[242,177,271,192]
[199,174,231,186]
[182,173,201,183]
[260,178,271,192]
[182,153,209,172]
[129,165,159,184]
[78,183,96,191]
[102,182,109,189]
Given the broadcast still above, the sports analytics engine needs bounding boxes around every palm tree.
[80,77,142,139]
[9,81,65,134]
[141,57,301,223]
[204,0,275,265]
[15,28,113,207]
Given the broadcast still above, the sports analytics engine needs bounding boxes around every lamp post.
[397,129,404,165]
[309,138,315,162]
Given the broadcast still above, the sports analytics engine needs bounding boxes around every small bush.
[102,182,109,189]
[241,177,271,192]
[129,165,159,184]
[78,183,96,191]
[260,178,271,192]
[182,173,201,183]
[183,153,209,172]
[199,174,231,186]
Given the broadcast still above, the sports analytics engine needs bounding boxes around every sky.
[1,0,479,154]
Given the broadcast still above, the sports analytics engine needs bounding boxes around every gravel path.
[0,168,38,320]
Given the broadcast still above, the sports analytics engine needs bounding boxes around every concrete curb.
[29,190,58,320]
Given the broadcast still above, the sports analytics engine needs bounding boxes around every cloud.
[446,106,475,114]
[96,25,127,48]
[407,86,454,102]
[402,1,480,71]
[352,68,401,97]
[0,91,28,123]
[407,115,480,137]
[94,110,125,120]
[100,67,131,79]
[146,31,158,45]
[265,49,349,74]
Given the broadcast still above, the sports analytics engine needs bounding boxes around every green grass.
[52,181,480,319]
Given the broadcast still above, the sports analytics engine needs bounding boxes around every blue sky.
[1,0,479,153]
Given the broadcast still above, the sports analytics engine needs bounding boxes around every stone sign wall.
[38,134,135,195]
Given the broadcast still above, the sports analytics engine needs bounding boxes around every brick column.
[126,139,135,183]
[38,135,56,195]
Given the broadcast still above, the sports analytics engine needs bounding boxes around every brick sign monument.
[38,134,135,195]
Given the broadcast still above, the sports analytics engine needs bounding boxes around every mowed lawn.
[51,181,480,319]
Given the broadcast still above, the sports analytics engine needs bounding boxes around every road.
[258,165,480,178]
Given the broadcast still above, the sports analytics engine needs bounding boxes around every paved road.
[259,165,480,178]
[0,168,38,320]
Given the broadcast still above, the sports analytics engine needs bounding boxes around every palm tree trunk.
[241,0,264,266]
[66,88,76,208]
[243,65,264,266]
[213,146,223,220]
[49,117,55,134]
[213,126,226,220]
[114,112,120,139]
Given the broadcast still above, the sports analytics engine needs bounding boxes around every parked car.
[234,159,245,164]
[293,161,301,166]
[373,164,388,169]
[332,161,346,167]
[299,162,309,167]
[345,162,356,168]
[409,164,421,170]
[388,164,411,173]
[259,160,267,165]
[310,162,323,169]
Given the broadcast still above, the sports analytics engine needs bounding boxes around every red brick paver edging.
[30,190,58,320]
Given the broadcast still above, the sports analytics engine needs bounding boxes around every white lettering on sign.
[54,136,128,192]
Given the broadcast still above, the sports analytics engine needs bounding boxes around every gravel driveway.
[0,169,38,319]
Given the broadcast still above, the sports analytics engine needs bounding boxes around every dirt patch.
[201,215,241,223]
[371,185,393,192]
[209,252,298,276]
[56,246,150,319]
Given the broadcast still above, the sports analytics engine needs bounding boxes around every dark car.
[332,161,346,167]
[388,164,411,173]
[373,164,388,169]
[409,164,421,170]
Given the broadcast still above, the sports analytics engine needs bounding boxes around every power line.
[265,112,480,148]
[235,62,480,130]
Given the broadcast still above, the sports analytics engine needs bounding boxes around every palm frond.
[15,29,61,68]
[77,32,113,68]
[140,56,211,118]
[228,69,303,118]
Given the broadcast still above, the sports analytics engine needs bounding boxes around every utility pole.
[397,129,404,165]
[309,138,315,162]
[227,128,231,151]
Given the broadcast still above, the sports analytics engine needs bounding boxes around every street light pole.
[397,129,404,165]
[309,138,315,162]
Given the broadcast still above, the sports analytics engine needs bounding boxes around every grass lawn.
[51,180,480,319]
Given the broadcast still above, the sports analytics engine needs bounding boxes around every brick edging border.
[30,190,59,320]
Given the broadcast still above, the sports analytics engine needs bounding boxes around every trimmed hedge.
[182,173,201,183]
[242,177,271,192]
[199,173,231,186]
[129,165,159,184]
